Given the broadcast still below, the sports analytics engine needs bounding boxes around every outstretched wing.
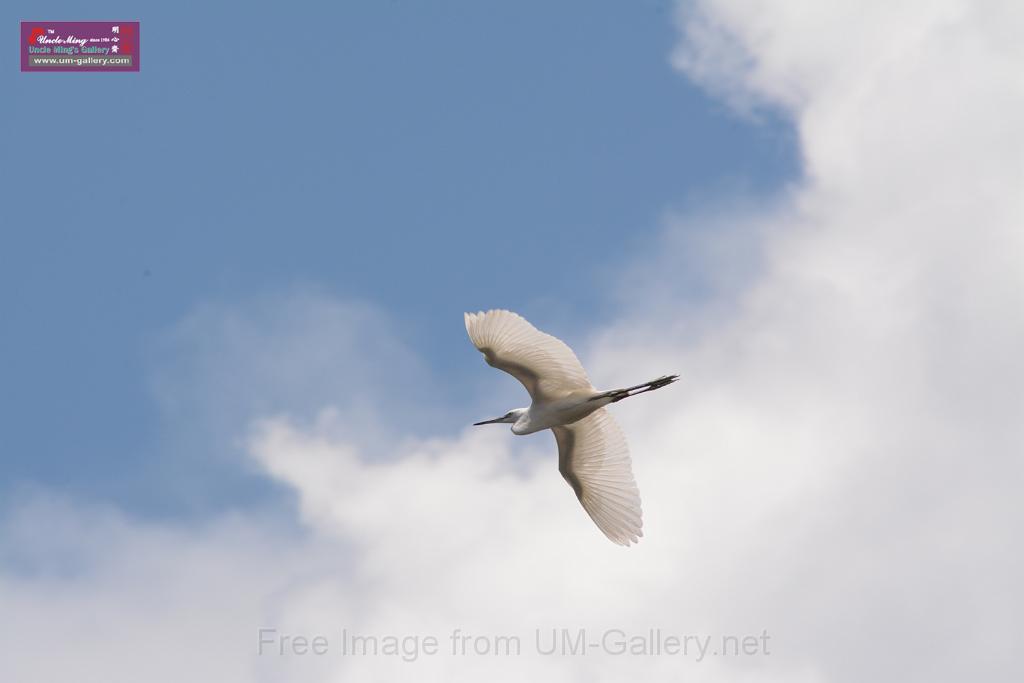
[553,409,643,546]
[464,309,593,402]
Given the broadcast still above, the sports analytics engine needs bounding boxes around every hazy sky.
[2,1,1022,682]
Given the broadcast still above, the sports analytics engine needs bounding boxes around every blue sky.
[2,1,794,517]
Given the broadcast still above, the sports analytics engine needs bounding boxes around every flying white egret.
[465,309,678,546]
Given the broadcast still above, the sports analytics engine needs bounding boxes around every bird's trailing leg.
[595,374,680,403]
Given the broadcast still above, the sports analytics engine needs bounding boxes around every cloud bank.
[3,1,1022,681]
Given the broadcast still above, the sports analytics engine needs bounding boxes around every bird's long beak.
[473,417,504,426]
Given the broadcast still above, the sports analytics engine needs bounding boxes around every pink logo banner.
[21,21,140,72]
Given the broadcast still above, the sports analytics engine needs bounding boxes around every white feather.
[465,309,672,546]
[464,309,592,402]
[553,409,643,546]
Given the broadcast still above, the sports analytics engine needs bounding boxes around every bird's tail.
[595,374,680,403]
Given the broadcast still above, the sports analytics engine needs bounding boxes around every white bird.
[465,309,678,546]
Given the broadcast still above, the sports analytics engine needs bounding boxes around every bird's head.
[473,408,527,426]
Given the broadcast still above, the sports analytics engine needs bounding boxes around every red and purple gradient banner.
[21,21,139,72]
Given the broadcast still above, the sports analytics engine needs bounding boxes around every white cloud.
[144,289,446,507]
[3,1,1023,681]
[0,493,322,683]
[151,288,439,446]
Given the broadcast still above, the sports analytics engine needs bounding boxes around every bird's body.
[465,309,678,546]
[506,390,613,435]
